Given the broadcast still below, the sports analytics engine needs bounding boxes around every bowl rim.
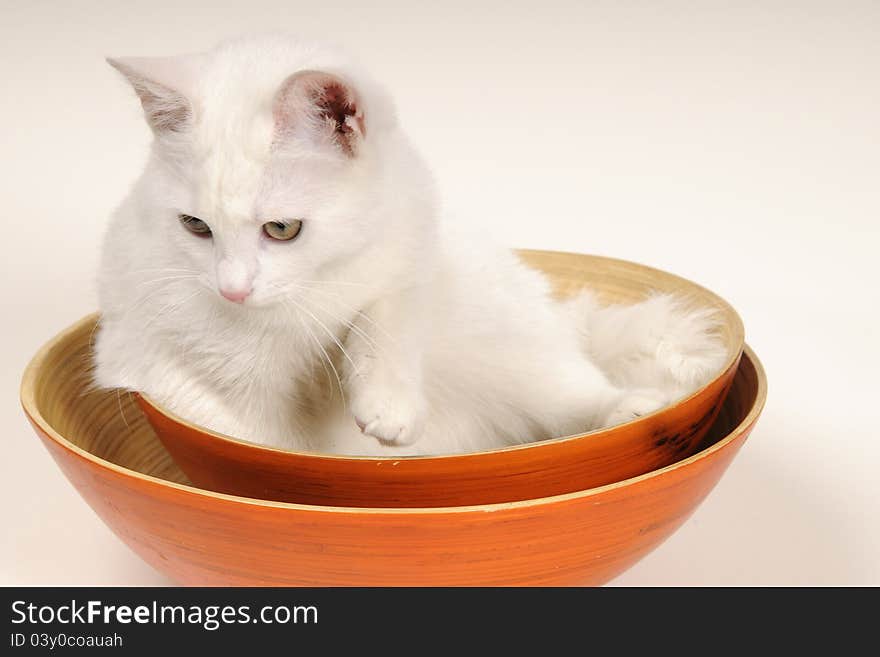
[20,313,765,515]
[136,249,747,462]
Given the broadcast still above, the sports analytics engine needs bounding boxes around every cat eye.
[179,214,212,237]
[263,219,303,241]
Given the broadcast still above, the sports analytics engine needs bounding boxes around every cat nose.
[216,256,254,304]
[219,286,251,304]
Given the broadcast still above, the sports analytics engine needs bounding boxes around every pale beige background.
[1,0,878,585]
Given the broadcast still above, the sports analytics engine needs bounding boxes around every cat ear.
[107,56,197,134]
[273,70,365,157]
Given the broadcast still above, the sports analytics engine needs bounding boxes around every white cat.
[94,35,726,456]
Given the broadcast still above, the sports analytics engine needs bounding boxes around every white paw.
[647,295,728,394]
[604,391,667,427]
[655,332,727,393]
[348,371,427,447]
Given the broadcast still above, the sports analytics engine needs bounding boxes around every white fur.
[94,35,728,456]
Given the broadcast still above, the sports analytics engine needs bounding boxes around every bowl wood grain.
[21,313,764,586]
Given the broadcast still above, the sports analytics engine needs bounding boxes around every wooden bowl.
[20,315,765,586]
[136,250,745,507]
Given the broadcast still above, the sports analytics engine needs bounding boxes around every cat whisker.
[277,280,396,345]
[115,387,131,429]
[294,279,371,288]
[128,267,201,275]
[281,300,346,406]
[115,277,199,326]
[143,290,201,331]
[294,313,339,403]
[294,294,384,359]
[135,274,201,289]
[283,296,361,380]
[88,316,102,352]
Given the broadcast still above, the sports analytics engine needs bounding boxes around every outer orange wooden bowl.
[20,314,764,586]
[135,250,745,507]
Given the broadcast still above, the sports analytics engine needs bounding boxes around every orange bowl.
[136,250,745,507]
[20,315,764,586]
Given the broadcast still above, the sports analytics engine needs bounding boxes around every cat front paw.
[349,372,428,447]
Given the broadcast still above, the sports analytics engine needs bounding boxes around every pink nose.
[219,287,251,304]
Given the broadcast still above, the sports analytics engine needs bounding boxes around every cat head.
[108,37,429,312]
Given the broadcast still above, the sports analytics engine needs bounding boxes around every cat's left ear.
[107,56,199,134]
[273,70,366,157]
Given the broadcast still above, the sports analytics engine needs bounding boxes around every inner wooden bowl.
[21,315,765,586]
[136,250,745,507]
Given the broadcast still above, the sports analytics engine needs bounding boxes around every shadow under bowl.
[136,250,745,507]
[21,313,765,586]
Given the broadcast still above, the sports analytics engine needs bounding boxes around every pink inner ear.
[273,70,365,156]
